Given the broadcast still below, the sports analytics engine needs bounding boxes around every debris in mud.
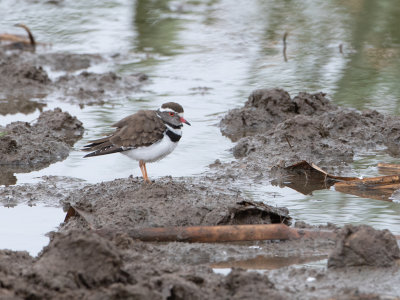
[335,174,400,201]
[96,223,335,243]
[220,88,400,173]
[0,23,36,51]
[217,200,291,225]
[378,163,400,175]
[271,160,400,200]
[327,225,400,268]
[271,161,359,195]
[0,108,83,184]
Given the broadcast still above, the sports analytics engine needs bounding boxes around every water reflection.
[333,0,400,112]
[211,254,327,270]
[133,0,183,56]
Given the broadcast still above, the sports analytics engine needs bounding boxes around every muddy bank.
[0,230,293,299]
[0,48,147,110]
[0,108,83,185]
[0,163,399,298]
[1,186,399,299]
[1,86,400,298]
[62,176,291,230]
[220,89,400,176]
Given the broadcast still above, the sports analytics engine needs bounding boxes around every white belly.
[122,135,178,163]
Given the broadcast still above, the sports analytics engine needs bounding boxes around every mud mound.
[220,89,400,171]
[36,52,103,72]
[63,177,290,231]
[31,230,128,290]
[55,71,147,105]
[0,250,33,300]
[0,108,83,180]
[328,225,400,268]
[0,51,52,98]
[0,229,291,299]
[0,49,148,109]
[224,269,285,300]
[220,89,335,141]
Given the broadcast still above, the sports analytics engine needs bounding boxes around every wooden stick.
[335,175,400,187]
[378,163,400,170]
[378,163,400,176]
[96,224,336,243]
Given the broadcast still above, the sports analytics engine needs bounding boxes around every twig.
[283,32,288,62]
[284,134,292,149]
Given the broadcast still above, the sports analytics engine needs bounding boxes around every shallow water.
[0,205,65,256]
[1,0,400,253]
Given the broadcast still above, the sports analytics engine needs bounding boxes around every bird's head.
[157,102,191,128]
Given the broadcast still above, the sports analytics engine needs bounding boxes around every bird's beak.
[180,117,191,126]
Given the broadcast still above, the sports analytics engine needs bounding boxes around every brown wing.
[83,110,166,157]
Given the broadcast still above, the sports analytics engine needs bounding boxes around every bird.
[82,102,190,183]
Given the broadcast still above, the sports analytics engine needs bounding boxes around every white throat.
[166,124,182,136]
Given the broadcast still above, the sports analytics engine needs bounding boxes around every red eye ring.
[169,112,175,116]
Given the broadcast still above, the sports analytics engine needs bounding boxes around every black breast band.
[166,129,181,142]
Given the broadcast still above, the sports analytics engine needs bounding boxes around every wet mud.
[0,108,83,185]
[62,177,290,230]
[220,89,400,177]
[328,225,400,268]
[2,88,400,298]
[0,48,148,110]
[2,174,400,298]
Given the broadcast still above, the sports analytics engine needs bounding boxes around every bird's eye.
[169,112,175,116]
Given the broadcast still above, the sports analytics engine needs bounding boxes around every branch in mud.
[378,163,400,176]
[0,23,42,51]
[273,161,359,195]
[278,161,400,201]
[334,175,400,201]
[95,224,335,243]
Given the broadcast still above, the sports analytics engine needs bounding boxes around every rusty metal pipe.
[96,224,336,243]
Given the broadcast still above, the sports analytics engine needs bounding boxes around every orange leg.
[139,160,151,184]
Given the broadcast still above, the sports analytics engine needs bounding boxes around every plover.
[83,102,190,183]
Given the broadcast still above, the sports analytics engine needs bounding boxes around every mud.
[62,176,291,231]
[0,176,86,207]
[220,89,400,177]
[0,48,147,109]
[1,177,399,299]
[54,71,147,105]
[328,225,400,268]
[2,87,400,298]
[0,108,83,185]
